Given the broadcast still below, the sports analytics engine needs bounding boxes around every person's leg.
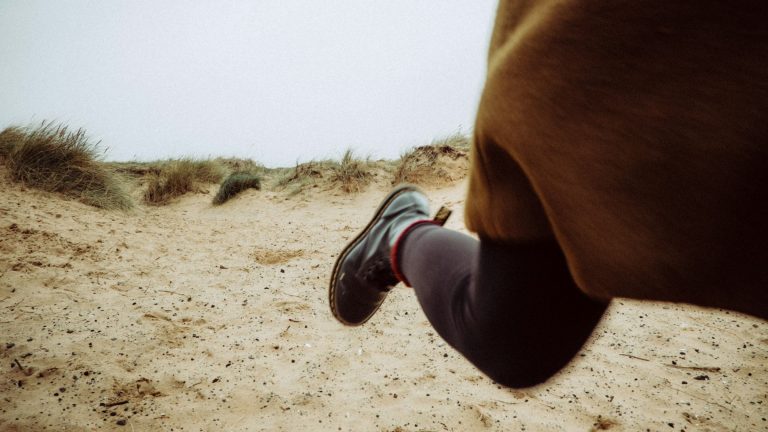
[327,186,607,387]
[396,224,607,388]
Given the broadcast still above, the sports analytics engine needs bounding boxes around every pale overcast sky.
[0,1,496,167]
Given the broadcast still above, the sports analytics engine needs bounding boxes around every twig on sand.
[620,354,651,362]
[103,400,129,408]
[2,298,24,310]
[540,400,556,410]
[157,289,187,297]
[672,386,733,413]
[532,398,556,410]
[275,289,303,300]
[665,364,721,373]
[621,353,721,374]
[14,358,32,376]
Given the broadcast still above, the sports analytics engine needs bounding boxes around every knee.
[452,311,597,388]
[459,338,574,388]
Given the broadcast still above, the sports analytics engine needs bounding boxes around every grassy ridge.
[1,121,471,207]
[393,132,470,185]
[143,158,226,205]
[274,149,375,195]
[0,122,133,210]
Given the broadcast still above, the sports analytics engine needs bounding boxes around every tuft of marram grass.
[212,171,262,205]
[272,161,324,196]
[0,126,26,161]
[0,122,133,210]
[330,149,372,193]
[143,158,226,205]
[392,132,470,185]
[214,157,266,175]
[273,149,373,195]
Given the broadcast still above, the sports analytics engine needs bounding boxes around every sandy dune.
[1,176,766,431]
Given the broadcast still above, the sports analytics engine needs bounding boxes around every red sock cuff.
[390,220,439,287]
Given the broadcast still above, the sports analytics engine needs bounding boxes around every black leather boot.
[329,184,451,326]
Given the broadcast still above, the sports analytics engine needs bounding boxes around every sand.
[1,175,766,431]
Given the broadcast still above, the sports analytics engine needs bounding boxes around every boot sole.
[329,184,424,326]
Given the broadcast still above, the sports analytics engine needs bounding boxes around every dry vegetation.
[392,132,470,186]
[1,121,471,207]
[213,157,266,175]
[0,122,133,210]
[330,149,374,193]
[143,158,226,205]
[273,161,326,195]
[274,149,375,195]
[212,171,262,205]
[107,161,163,178]
[0,126,26,161]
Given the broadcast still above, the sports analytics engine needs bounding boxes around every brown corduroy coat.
[465,1,768,319]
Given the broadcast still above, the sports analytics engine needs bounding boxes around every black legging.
[398,224,607,388]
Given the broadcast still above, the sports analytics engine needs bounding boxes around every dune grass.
[273,161,325,196]
[107,161,163,178]
[214,157,266,175]
[1,123,471,207]
[212,171,262,205]
[0,126,25,161]
[392,132,470,185]
[143,158,226,205]
[330,149,373,193]
[273,149,373,195]
[0,122,133,210]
